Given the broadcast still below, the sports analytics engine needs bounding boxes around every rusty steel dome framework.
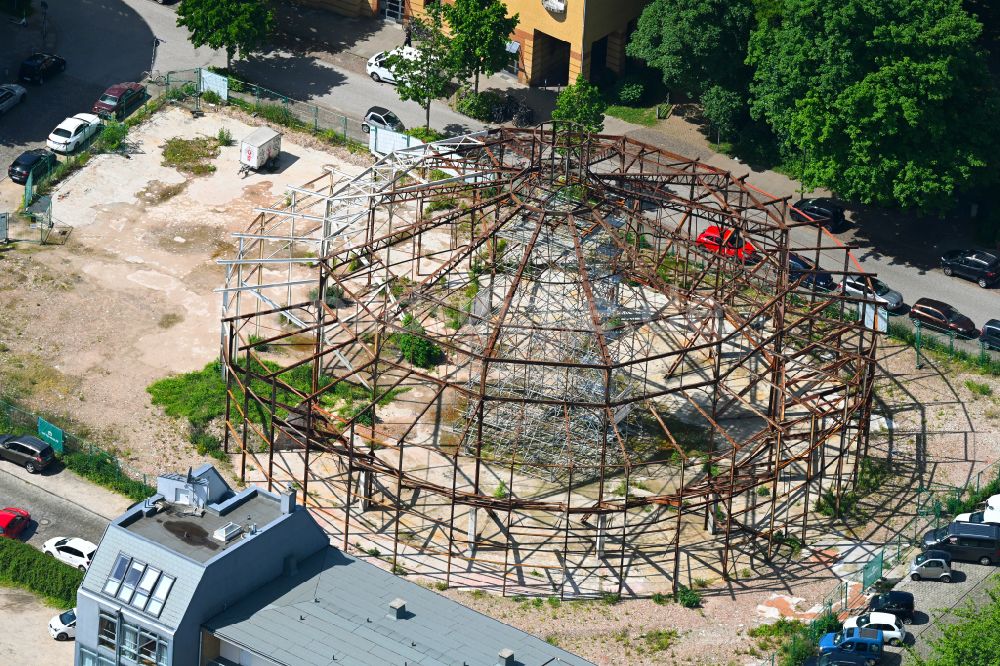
[218,124,877,598]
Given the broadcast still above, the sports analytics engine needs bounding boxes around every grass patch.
[36,152,91,197]
[644,628,679,652]
[405,126,446,142]
[61,449,156,501]
[965,379,993,397]
[605,104,659,126]
[162,137,220,175]
[0,538,83,608]
[158,313,183,328]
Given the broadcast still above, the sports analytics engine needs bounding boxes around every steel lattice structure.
[218,125,877,598]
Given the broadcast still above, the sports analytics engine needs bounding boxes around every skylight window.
[102,554,175,617]
[145,575,174,617]
[103,554,130,596]
[132,567,161,610]
[117,560,147,602]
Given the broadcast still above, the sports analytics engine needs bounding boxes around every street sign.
[37,417,64,453]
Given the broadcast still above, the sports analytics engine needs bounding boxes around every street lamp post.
[150,37,164,79]
[40,1,48,44]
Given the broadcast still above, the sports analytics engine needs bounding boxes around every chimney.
[497,648,514,666]
[281,482,296,514]
[389,598,406,620]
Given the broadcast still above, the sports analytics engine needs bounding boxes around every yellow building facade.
[301,0,651,86]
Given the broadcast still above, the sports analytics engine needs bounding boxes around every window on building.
[145,574,174,617]
[103,553,130,596]
[118,559,147,603]
[121,623,140,661]
[132,566,161,610]
[138,629,168,666]
[97,612,118,650]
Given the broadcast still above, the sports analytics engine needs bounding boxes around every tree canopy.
[551,75,607,133]
[444,0,519,93]
[626,0,755,99]
[918,581,1000,666]
[176,0,274,69]
[387,3,456,129]
[747,0,1000,210]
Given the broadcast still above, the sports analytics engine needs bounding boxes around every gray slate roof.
[204,547,593,666]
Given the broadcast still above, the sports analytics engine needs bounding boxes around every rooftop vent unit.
[212,522,242,543]
[497,648,515,666]
[389,598,406,619]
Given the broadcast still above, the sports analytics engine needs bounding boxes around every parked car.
[361,106,405,135]
[940,249,1000,288]
[789,253,835,291]
[92,82,145,120]
[981,319,1000,351]
[865,590,914,623]
[954,509,1000,524]
[7,149,57,186]
[696,225,758,263]
[0,434,55,473]
[365,46,418,84]
[790,198,848,233]
[18,53,66,84]
[47,113,101,153]
[0,83,27,114]
[818,653,872,666]
[844,611,907,646]
[923,522,1000,565]
[48,608,76,641]
[818,627,883,665]
[908,550,953,582]
[841,275,903,311]
[42,537,97,571]
[909,297,976,338]
[0,507,30,539]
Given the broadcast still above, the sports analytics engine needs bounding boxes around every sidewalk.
[2,462,132,522]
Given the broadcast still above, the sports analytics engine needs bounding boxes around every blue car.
[818,627,883,665]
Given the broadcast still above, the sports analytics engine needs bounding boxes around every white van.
[366,46,418,84]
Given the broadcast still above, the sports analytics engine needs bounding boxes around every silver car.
[842,275,903,311]
[0,83,26,114]
[909,550,952,582]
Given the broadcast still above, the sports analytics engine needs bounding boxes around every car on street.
[696,225,758,263]
[908,550,953,582]
[0,434,56,473]
[981,319,1000,351]
[790,198,848,233]
[7,149,58,186]
[940,249,1000,288]
[789,253,835,291]
[865,590,914,623]
[923,522,1000,565]
[844,611,907,646]
[42,537,97,571]
[92,82,145,120]
[909,297,976,338]
[361,106,405,134]
[954,509,1000,524]
[0,507,30,539]
[47,113,102,153]
[0,83,27,114]
[18,53,66,84]
[48,608,76,641]
[841,275,903,311]
[366,46,418,84]
[818,627,883,664]
[818,653,871,666]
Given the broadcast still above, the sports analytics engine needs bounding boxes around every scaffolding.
[218,124,878,598]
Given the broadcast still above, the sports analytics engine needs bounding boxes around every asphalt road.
[0,466,110,549]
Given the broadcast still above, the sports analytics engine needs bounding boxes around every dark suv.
[7,149,57,186]
[941,249,1000,288]
[981,319,1000,350]
[790,198,848,233]
[0,435,55,473]
[18,52,66,84]
[924,522,1000,565]
[865,591,914,623]
[909,298,976,337]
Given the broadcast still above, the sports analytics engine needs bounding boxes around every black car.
[789,253,836,291]
[18,52,66,84]
[818,652,872,666]
[0,434,55,473]
[790,198,848,233]
[981,319,1000,350]
[941,249,1000,288]
[865,590,914,623]
[7,149,57,186]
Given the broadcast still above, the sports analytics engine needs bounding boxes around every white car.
[48,607,76,641]
[841,275,904,311]
[366,46,418,84]
[46,113,101,153]
[844,611,907,646]
[42,536,97,571]
[0,83,27,115]
[955,507,1000,524]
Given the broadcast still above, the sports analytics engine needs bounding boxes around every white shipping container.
[239,127,282,170]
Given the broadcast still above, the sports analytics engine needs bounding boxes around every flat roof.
[122,493,282,564]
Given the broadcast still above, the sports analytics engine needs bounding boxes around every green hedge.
[0,537,83,608]
[60,450,155,502]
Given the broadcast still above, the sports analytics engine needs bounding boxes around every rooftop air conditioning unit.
[213,522,243,543]
[542,0,566,13]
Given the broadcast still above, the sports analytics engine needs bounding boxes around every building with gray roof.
[74,464,592,666]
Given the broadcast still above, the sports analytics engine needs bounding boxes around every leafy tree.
[916,582,1000,665]
[395,314,442,369]
[551,75,607,133]
[386,3,456,130]
[444,0,519,94]
[626,0,755,99]
[747,0,1000,211]
[700,86,744,143]
[176,0,274,69]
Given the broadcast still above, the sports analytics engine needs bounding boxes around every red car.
[0,507,30,539]
[92,82,145,120]
[696,225,758,262]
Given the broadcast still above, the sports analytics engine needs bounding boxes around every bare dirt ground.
[0,106,998,665]
[0,587,73,665]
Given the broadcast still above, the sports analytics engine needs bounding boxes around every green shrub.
[617,80,645,105]
[809,611,842,637]
[248,334,271,352]
[778,633,815,666]
[394,314,443,369]
[455,88,502,121]
[651,592,669,605]
[965,379,993,397]
[0,538,84,608]
[405,126,446,142]
[60,450,155,502]
[189,423,226,461]
[492,481,509,499]
[216,127,233,146]
[37,152,91,196]
[253,103,297,127]
[202,90,223,105]
[600,591,620,605]
[675,585,701,608]
[96,121,128,153]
